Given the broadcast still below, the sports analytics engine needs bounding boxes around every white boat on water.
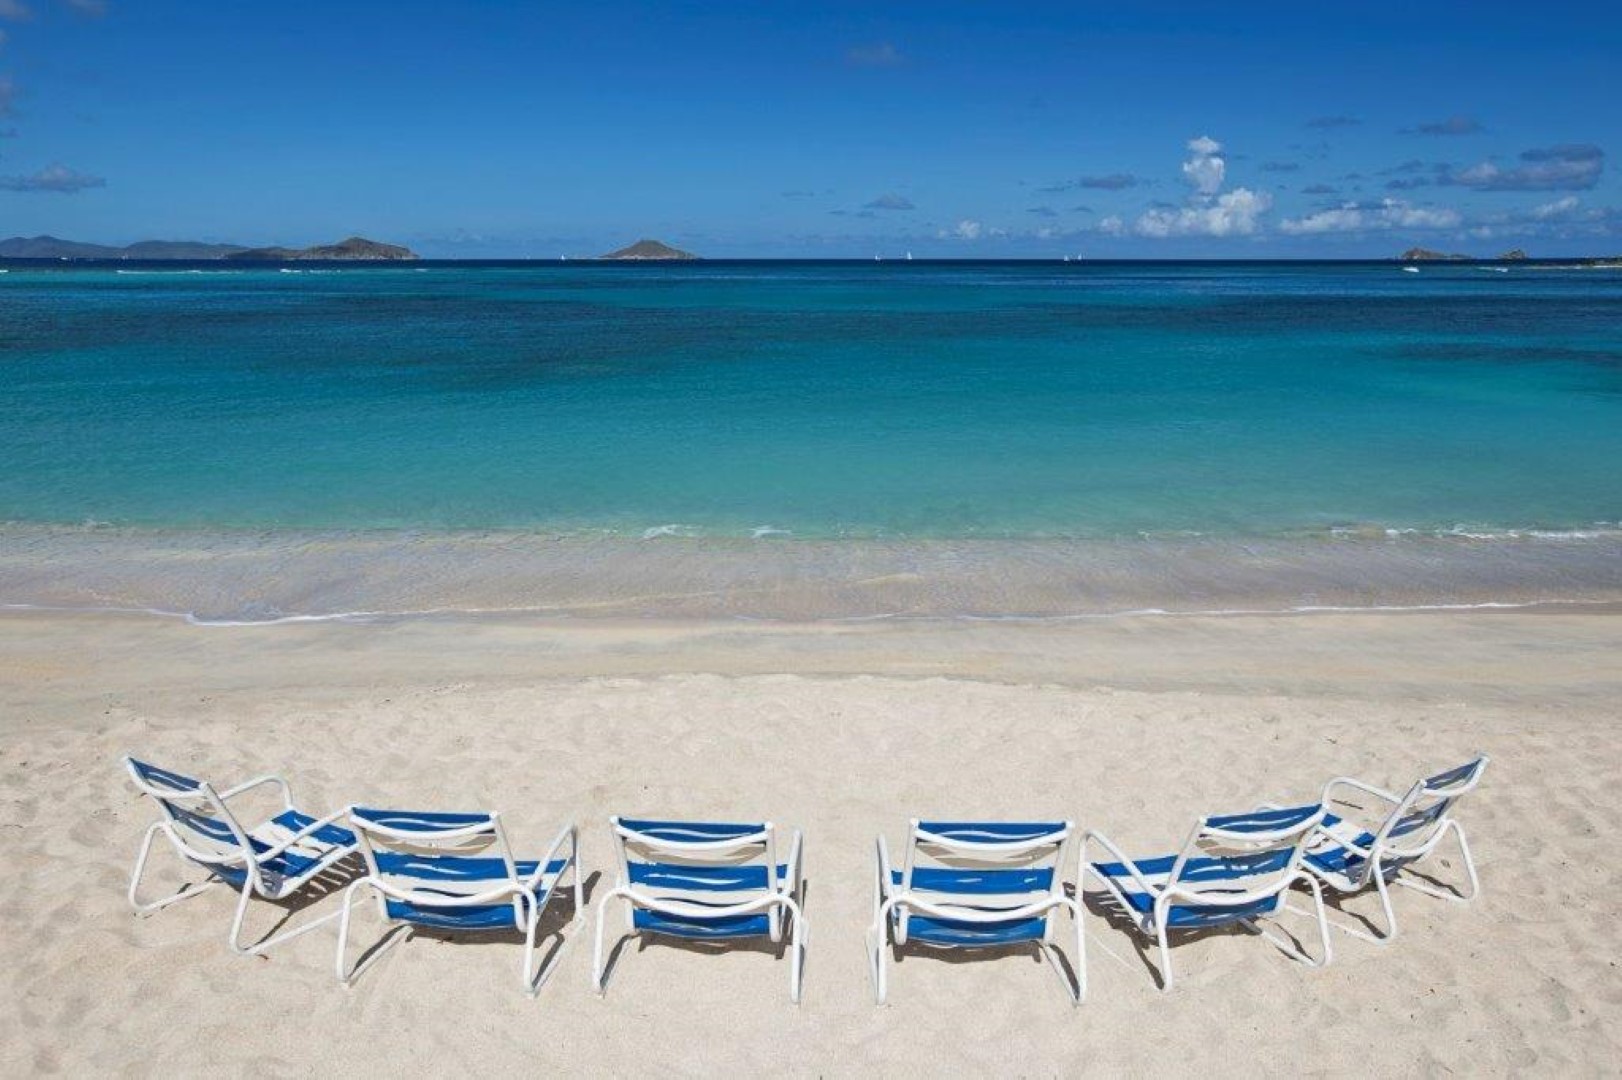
[1401,266,1421,273]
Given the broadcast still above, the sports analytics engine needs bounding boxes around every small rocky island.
[599,238,697,261]
[225,236,418,261]
[1398,247,1470,262]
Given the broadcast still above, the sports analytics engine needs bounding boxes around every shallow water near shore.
[2,524,1619,623]
[3,260,1619,619]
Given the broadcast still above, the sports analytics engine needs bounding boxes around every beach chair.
[123,756,359,955]
[592,817,806,1003]
[1287,756,1488,943]
[336,808,582,997]
[1083,804,1331,991]
[868,820,1082,1005]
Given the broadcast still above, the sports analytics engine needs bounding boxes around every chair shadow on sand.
[1076,883,1325,992]
[228,854,367,954]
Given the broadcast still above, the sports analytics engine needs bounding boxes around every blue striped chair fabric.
[1088,804,1322,930]
[129,758,356,888]
[351,808,567,932]
[614,818,793,942]
[889,821,1070,947]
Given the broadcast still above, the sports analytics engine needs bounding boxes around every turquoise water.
[2,261,1619,539]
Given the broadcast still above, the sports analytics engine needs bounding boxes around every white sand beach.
[2,608,1619,1075]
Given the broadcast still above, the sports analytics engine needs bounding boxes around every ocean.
[2,259,1619,621]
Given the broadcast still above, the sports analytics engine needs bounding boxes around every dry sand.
[1,608,1618,1076]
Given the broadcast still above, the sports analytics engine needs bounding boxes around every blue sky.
[1,1,1618,257]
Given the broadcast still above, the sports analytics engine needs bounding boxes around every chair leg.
[789,909,806,1005]
[1036,900,1084,1006]
[1394,821,1480,903]
[128,824,220,914]
[1284,864,1398,946]
[1073,898,1087,1005]
[1373,861,1400,939]
[521,894,541,997]
[1241,882,1332,969]
[592,890,623,995]
[336,879,406,988]
[866,921,888,1005]
[1308,876,1334,969]
[229,878,349,958]
[1154,921,1175,993]
[227,878,257,956]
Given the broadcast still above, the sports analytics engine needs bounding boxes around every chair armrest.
[881,891,1076,923]
[782,829,804,898]
[254,807,352,864]
[1322,776,1403,810]
[524,823,579,891]
[218,774,293,808]
[875,834,895,900]
[1080,829,1159,899]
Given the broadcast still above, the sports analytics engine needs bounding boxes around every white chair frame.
[1278,756,1487,944]
[335,811,582,998]
[124,757,357,956]
[868,820,1083,1005]
[1082,806,1332,992]
[592,818,807,1004]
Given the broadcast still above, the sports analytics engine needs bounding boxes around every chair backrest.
[1165,804,1325,911]
[125,757,259,875]
[611,817,781,908]
[898,820,1072,936]
[1375,756,1489,858]
[347,807,522,907]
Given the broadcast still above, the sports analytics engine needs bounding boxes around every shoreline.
[6,604,1618,704]
[4,524,1620,624]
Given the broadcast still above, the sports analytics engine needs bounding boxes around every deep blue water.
[2,260,1619,539]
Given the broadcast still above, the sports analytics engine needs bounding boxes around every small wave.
[114,269,225,276]
[750,525,792,538]
[640,524,701,540]
[4,596,1603,630]
[1380,523,1622,541]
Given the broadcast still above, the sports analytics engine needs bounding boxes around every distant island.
[0,234,417,261]
[599,238,697,261]
[1396,246,1620,266]
[1398,247,1470,262]
[0,235,246,259]
[224,236,417,261]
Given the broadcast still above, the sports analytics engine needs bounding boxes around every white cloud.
[1097,215,1125,237]
[0,161,106,192]
[1530,195,1579,220]
[946,219,982,240]
[1135,187,1272,237]
[1181,134,1225,196]
[1447,144,1603,192]
[1279,198,1461,235]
